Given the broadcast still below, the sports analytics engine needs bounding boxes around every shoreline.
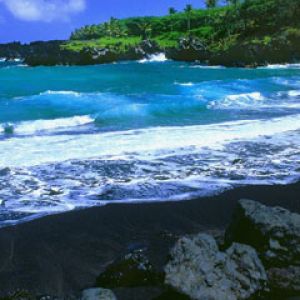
[1,54,300,72]
[1,38,300,68]
[0,181,300,297]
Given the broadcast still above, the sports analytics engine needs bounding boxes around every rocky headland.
[1,36,300,68]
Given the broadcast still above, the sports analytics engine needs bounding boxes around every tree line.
[69,0,300,54]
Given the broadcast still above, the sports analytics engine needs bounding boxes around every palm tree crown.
[184,4,193,33]
[206,0,218,9]
[168,7,177,15]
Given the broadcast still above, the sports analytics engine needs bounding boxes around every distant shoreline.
[1,38,299,68]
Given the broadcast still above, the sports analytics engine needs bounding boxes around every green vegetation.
[62,37,142,52]
[64,0,300,54]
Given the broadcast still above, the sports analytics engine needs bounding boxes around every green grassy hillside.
[63,0,300,54]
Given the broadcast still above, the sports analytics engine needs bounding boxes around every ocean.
[0,56,300,226]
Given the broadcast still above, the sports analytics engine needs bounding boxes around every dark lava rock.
[209,37,300,67]
[165,233,267,300]
[153,289,191,300]
[24,39,162,66]
[112,286,191,300]
[166,37,209,62]
[2,123,14,135]
[225,199,300,267]
[138,40,161,55]
[96,248,164,289]
[113,287,163,300]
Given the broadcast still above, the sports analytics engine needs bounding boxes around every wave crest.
[1,115,94,135]
[208,92,265,109]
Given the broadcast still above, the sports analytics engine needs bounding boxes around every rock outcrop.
[226,199,300,297]
[210,36,300,67]
[225,199,300,267]
[96,248,163,288]
[166,37,209,62]
[164,233,267,300]
[23,40,162,66]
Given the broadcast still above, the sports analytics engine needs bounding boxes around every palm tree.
[168,7,177,33]
[205,0,218,26]
[184,4,193,33]
[137,22,152,40]
[169,7,177,15]
[104,22,112,37]
[206,0,217,9]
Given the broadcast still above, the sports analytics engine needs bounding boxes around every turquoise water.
[1,58,300,225]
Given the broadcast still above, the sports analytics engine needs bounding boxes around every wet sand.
[0,182,300,297]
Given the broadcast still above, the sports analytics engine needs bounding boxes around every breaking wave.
[139,53,168,63]
[1,115,94,135]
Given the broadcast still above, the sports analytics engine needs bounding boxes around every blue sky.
[0,0,207,43]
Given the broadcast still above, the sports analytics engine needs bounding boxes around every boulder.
[96,249,163,288]
[81,288,117,300]
[165,233,267,300]
[225,199,300,267]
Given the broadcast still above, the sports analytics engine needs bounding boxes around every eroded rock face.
[164,234,267,300]
[81,288,117,300]
[225,199,300,267]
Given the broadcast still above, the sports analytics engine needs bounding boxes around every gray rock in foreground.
[164,233,267,300]
[81,288,117,300]
[225,199,300,267]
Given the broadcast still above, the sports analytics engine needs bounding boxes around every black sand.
[0,182,300,297]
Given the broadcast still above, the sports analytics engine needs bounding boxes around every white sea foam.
[260,63,300,69]
[286,90,300,97]
[1,119,300,224]
[174,82,195,86]
[0,58,23,63]
[139,53,167,63]
[1,114,300,168]
[208,92,265,109]
[1,115,94,135]
[42,90,82,96]
[191,65,225,69]
[0,114,299,226]
[208,89,300,110]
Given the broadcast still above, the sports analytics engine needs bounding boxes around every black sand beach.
[0,182,300,297]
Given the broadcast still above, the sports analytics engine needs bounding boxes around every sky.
[0,0,207,43]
